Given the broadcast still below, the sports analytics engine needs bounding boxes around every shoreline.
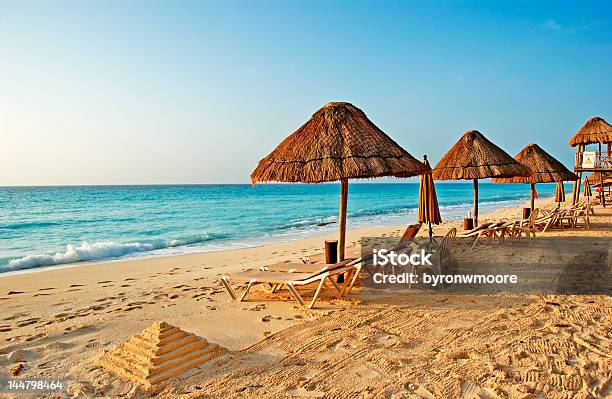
[0,195,555,278]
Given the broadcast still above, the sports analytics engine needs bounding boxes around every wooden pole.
[530,183,536,211]
[572,144,583,205]
[601,173,606,208]
[338,178,348,261]
[473,178,479,227]
[574,172,582,205]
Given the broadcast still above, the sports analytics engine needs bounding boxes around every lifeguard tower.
[569,117,612,207]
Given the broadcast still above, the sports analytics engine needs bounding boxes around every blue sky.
[1,0,611,185]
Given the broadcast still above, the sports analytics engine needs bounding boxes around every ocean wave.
[3,233,226,272]
[0,217,137,231]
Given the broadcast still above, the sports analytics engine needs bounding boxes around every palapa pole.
[530,183,536,211]
[338,178,348,260]
[572,144,583,205]
[601,173,606,208]
[473,178,479,227]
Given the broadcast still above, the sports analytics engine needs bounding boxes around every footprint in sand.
[43,341,73,351]
[17,318,41,327]
[25,332,47,342]
[70,284,84,287]
[84,339,105,348]
[97,280,112,284]
[33,293,51,297]
[7,291,25,295]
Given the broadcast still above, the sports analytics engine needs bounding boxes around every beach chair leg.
[220,277,237,301]
[238,280,256,302]
[470,236,480,250]
[339,269,355,297]
[345,265,361,296]
[286,283,307,308]
[308,278,327,309]
[328,277,342,294]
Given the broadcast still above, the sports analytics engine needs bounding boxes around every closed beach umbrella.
[251,102,428,260]
[583,178,592,198]
[432,130,529,226]
[418,155,442,243]
[555,181,566,206]
[492,143,577,211]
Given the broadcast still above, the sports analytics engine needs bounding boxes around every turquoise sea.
[0,183,568,273]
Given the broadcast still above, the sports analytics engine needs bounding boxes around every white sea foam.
[4,233,217,271]
[6,241,157,270]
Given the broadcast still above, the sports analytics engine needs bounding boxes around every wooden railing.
[575,150,612,170]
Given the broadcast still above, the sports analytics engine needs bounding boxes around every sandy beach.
[0,197,610,398]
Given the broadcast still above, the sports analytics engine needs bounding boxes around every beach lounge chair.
[531,210,559,232]
[556,203,590,229]
[395,223,423,249]
[456,222,494,249]
[424,227,458,276]
[268,223,421,279]
[478,220,517,241]
[220,257,364,309]
[510,211,539,239]
[571,203,591,228]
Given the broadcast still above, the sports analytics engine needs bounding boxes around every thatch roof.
[251,102,428,183]
[569,117,612,147]
[432,130,530,180]
[588,171,612,184]
[492,143,578,184]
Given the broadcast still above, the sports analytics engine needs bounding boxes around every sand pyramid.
[98,322,226,390]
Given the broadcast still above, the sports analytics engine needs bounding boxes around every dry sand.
[0,198,610,398]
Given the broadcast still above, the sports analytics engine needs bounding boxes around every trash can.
[325,240,338,264]
[463,218,474,230]
[523,207,531,220]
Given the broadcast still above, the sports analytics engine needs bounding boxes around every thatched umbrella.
[589,172,612,205]
[492,143,578,211]
[589,172,612,186]
[568,117,612,147]
[251,102,428,260]
[418,155,442,243]
[432,130,529,226]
